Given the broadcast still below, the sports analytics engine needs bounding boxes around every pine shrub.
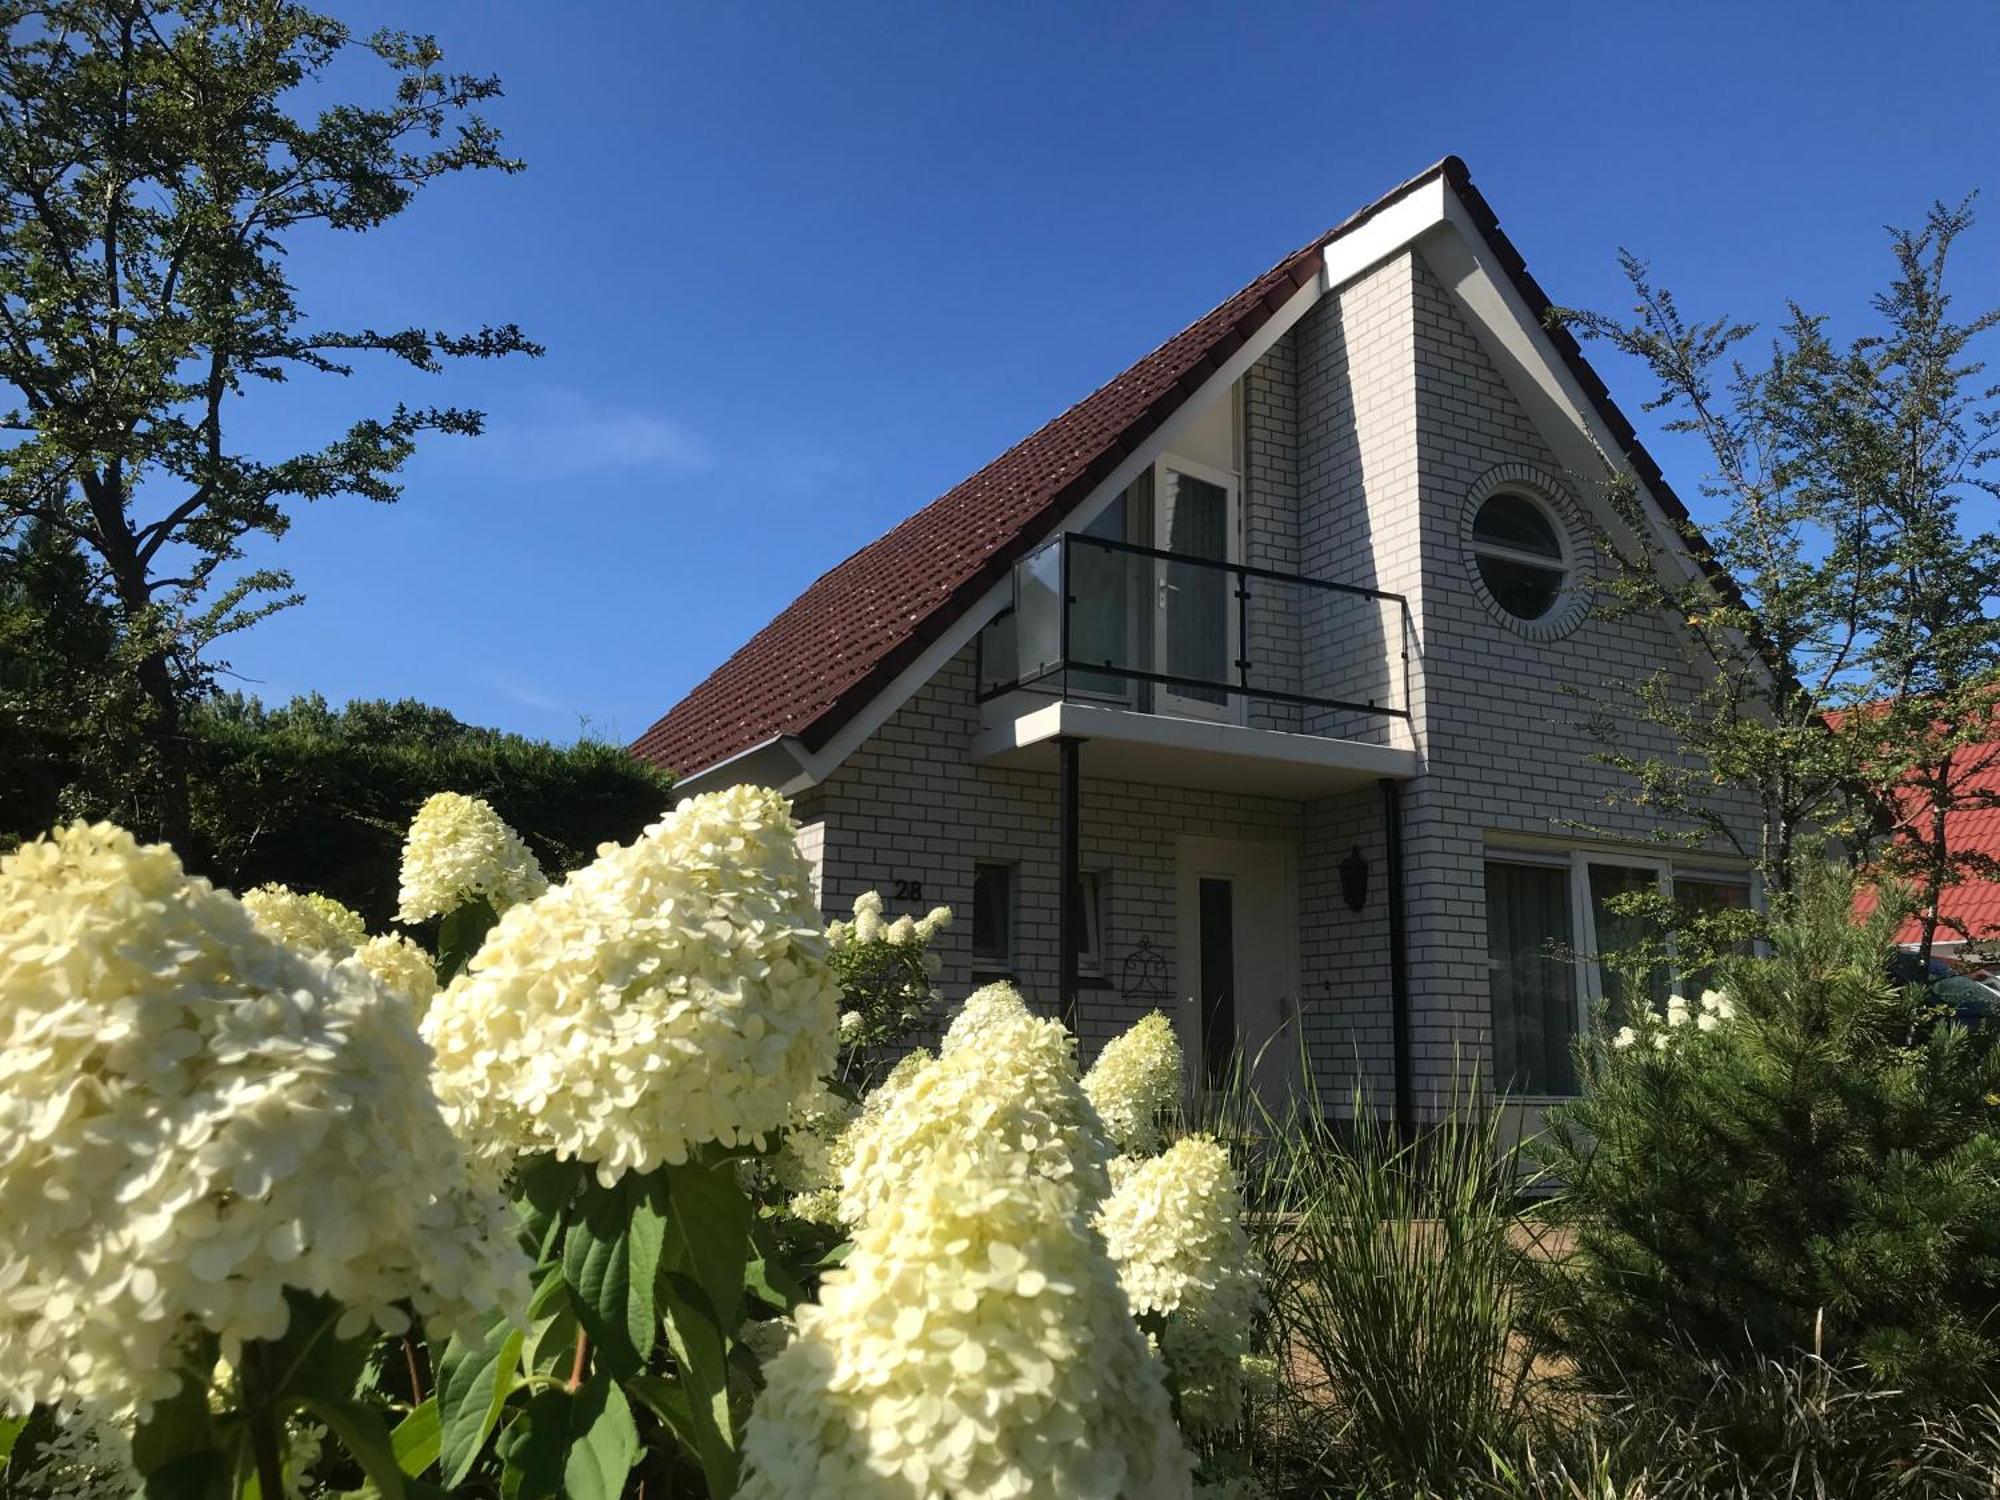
[1524,864,2000,1412]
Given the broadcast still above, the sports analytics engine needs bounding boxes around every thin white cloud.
[477,668,570,717]
[470,387,714,478]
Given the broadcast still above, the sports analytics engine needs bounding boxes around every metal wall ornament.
[1120,934,1170,1000]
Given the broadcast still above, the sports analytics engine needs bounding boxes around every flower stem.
[238,1343,288,1500]
[568,1326,590,1391]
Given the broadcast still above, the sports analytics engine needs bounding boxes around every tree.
[1560,200,2000,955]
[1523,868,2000,1414]
[0,1,538,853]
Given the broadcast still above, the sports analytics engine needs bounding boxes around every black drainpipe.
[1058,735,1083,1031]
[1379,776,1414,1142]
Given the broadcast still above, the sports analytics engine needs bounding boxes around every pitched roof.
[632,157,1734,781]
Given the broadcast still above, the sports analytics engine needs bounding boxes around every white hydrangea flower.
[766,1080,858,1226]
[845,889,885,945]
[0,823,529,1417]
[915,905,952,941]
[1701,988,1735,1022]
[739,1147,1193,1500]
[241,883,367,958]
[1084,1011,1184,1156]
[395,792,547,923]
[1096,1137,1265,1439]
[354,933,440,1012]
[1611,1025,1638,1050]
[1665,993,1691,1028]
[424,785,840,1186]
[939,978,1033,1057]
[838,997,1113,1230]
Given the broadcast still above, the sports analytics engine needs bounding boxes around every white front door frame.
[1174,834,1301,1108]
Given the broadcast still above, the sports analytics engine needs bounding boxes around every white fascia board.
[789,273,1333,791]
[668,734,816,800]
[1320,176,1449,292]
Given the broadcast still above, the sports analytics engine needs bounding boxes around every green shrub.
[1485,1357,2000,1499]
[184,693,674,925]
[1523,864,2000,1412]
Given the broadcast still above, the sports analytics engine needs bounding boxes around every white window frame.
[971,862,1017,978]
[1486,843,1762,1101]
[1151,453,1242,725]
[1470,490,1570,621]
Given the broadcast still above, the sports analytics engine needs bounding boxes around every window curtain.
[1485,861,1576,1095]
[1163,470,1229,704]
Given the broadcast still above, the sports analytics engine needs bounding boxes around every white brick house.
[634,159,1762,1128]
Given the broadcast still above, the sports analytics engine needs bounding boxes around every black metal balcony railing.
[976,532,1410,725]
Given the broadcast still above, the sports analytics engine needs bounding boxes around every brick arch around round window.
[1458,462,1595,642]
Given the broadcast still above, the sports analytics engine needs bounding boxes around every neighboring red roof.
[1849,730,2000,946]
[632,157,1740,780]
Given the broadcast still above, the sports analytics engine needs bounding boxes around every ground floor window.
[1073,870,1106,979]
[1485,848,1757,1097]
[971,862,1016,978]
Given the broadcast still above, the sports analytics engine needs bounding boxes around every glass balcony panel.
[1013,540,1064,683]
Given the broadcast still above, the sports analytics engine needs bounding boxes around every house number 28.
[892,878,924,901]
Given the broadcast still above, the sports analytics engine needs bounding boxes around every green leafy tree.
[1559,200,2000,958]
[0,518,146,835]
[0,0,538,853]
[1524,867,2000,1413]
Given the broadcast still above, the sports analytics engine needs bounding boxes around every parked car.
[1887,950,2000,1031]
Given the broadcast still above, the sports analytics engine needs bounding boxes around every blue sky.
[225,0,2000,744]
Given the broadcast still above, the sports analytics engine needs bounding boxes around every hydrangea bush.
[1097,1137,1266,1439]
[741,996,1195,1499]
[424,784,841,1183]
[1084,1010,1184,1154]
[0,822,526,1493]
[0,792,1272,1500]
[395,790,547,923]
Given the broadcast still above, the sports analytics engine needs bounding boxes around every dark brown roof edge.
[787,156,1463,757]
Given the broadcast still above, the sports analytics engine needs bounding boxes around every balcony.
[973,533,1417,797]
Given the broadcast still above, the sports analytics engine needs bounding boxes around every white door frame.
[1151,454,1242,724]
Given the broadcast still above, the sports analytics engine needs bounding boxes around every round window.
[1471,492,1567,621]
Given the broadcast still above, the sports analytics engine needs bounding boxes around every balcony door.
[1153,457,1240,723]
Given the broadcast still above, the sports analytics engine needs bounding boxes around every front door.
[1175,836,1299,1110]
[1153,457,1240,722]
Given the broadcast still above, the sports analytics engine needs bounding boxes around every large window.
[1485,850,1758,1097]
[971,863,1016,978]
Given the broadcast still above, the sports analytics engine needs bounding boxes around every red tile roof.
[1850,735,2000,946]
[631,157,1742,780]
